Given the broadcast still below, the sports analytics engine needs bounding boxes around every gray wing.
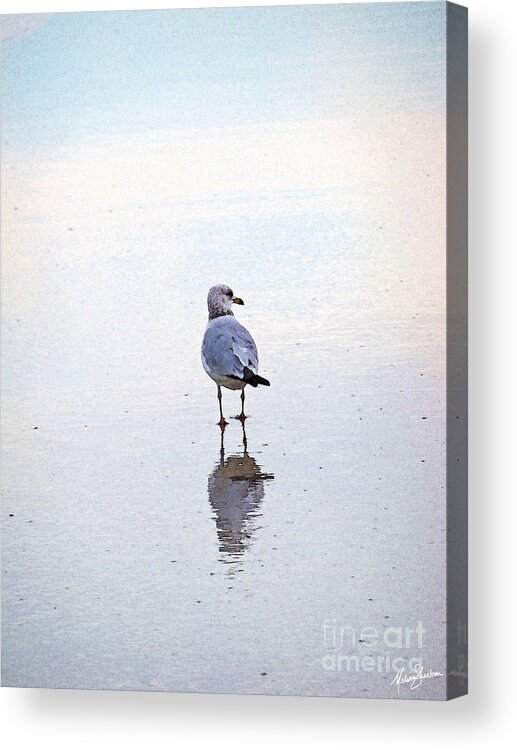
[202,317,259,381]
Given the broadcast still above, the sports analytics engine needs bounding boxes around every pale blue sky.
[2,3,446,150]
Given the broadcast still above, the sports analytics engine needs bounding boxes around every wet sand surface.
[1,115,447,698]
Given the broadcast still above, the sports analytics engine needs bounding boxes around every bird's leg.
[217,385,228,429]
[237,388,247,423]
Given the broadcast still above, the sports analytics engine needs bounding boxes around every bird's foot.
[218,418,228,430]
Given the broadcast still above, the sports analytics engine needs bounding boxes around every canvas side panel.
[446,1,468,700]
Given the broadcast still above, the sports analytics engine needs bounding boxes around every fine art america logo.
[321,619,444,693]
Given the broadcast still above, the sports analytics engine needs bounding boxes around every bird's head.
[207,284,244,319]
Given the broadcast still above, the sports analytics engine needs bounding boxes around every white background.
[1,0,515,747]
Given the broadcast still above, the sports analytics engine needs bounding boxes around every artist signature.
[391,665,444,694]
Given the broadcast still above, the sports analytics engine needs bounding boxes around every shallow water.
[1,5,449,699]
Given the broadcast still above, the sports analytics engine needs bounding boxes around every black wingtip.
[251,375,270,387]
[243,367,270,387]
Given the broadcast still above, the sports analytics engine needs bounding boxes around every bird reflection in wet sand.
[208,423,274,564]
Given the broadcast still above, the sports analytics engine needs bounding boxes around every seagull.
[201,284,270,428]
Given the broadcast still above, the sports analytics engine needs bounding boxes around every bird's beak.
[232,297,244,305]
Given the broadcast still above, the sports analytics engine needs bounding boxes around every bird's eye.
[227,290,233,297]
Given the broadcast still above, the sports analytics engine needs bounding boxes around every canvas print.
[1,2,468,699]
